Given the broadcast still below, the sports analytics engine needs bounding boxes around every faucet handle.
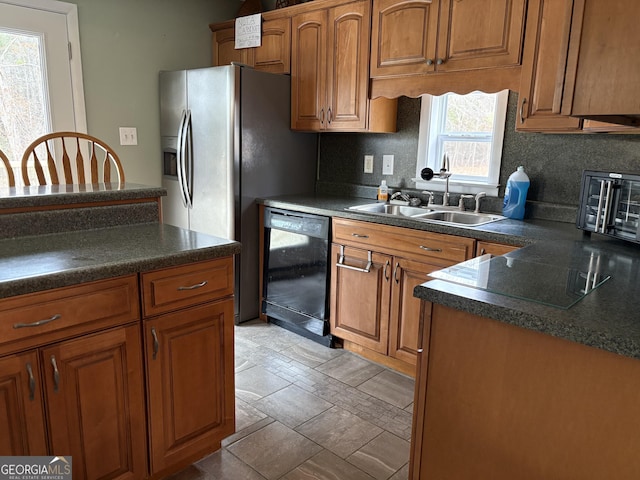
[421,190,434,206]
[458,194,474,211]
[474,192,486,213]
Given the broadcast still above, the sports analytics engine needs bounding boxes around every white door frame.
[1,0,87,133]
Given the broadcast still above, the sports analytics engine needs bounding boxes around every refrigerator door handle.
[184,109,194,208]
[176,109,189,208]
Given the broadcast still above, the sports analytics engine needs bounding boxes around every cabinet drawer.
[333,218,475,266]
[141,257,234,317]
[0,275,139,355]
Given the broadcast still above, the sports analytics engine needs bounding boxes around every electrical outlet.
[383,154,394,175]
[119,127,138,146]
[364,155,374,173]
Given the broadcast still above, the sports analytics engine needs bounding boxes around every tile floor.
[168,320,415,480]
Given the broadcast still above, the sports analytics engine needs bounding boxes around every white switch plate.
[364,155,374,173]
[383,154,394,175]
[119,127,138,146]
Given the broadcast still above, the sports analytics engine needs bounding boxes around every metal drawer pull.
[419,245,442,252]
[151,327,159,360]
[394,262,400,284]
[384,260,390,281]
[337,245,372,273]
[26,363,35,401]
[177,281,208,291]
[50,355,60,393]
[13,313,61,329]
[351,233,369,239]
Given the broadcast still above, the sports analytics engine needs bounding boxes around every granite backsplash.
[317,92,640,223]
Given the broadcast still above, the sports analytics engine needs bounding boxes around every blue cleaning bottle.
[503,166,530,220]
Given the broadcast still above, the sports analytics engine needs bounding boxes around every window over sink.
[415,90,508,196]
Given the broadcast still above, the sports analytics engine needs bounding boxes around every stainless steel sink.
[347,203,433,217]
[347,203,505,226]
[418,210,505,226]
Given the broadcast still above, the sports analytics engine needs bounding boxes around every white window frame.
[1,0,87,133]
[414,90,508,196]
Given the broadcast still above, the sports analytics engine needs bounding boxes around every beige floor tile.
[253,384,333,428]
[235,365,291,402]
[316,353,384,387]
[389,462,410,480]
[196,449,267,480]
[346,431,410,480]
[227,421,322,480]
[282,449,375,480]
[357,369,415,409]
[235,398,269,431]
[296,406,384,459]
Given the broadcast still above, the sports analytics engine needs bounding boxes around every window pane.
[0,29,50,177]
[444,92,496,133]
[443,140,491,177]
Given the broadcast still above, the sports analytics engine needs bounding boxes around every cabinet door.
[42,325,147,480]
[145,299,234,476]
[370,0,438,78]
[0,351,47,455]
[212,27,253,67]
[563,0,640,121]
[517,0,581,132]
[291,9,327,130]
[325,1,370,131]
[254,17,291,73]
[389,258,439,366]
[436,0,526,72]
[330,244,392,354]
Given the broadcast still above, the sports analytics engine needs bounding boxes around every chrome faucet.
[420,154,452,206]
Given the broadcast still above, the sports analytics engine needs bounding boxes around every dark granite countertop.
[259,193,640,360]
[0,182,166,210]
[0,222,241,299]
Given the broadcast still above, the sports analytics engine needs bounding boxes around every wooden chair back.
[21,132,125,186]
[0,149,16,188]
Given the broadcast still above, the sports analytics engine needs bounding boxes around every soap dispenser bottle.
[377,180,389,202]
[503,166,530,219]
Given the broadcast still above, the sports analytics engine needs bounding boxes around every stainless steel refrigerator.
[159,65,318,323]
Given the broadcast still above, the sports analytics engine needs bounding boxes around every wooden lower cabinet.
[330,218,475,373]
[331,244,392,354]
[411,303,640,479]
[43,325,147,480]
[144,299,235,477]
[0,351,47,455]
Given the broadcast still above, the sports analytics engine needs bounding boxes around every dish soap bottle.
[377,180,389,202]
[503,166,530,219]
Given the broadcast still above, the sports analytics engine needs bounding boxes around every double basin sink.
[347,202,505,227]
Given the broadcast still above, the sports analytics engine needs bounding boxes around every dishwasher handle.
[264,207,330,240]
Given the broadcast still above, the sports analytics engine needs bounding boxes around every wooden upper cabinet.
[211,17,291,74]
[370,0,439,78]
[254,17,291,73]
[291,9,327,131]
[371,0,525,78]
[211,26,251,67]
[517,0,581,132]
[326,1,371,130]
[437,0,526,71]
[562,0,640,126]
[291,0,374,131]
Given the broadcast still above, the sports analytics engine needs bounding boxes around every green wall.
[67,0,238,186]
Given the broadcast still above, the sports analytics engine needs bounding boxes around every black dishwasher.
[262,207,334,347]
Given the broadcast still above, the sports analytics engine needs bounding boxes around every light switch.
[383,155,394,175]
[364,155,374,173]
[119,127,138,146]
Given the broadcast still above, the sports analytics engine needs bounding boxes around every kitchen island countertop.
[259,193,640,360]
